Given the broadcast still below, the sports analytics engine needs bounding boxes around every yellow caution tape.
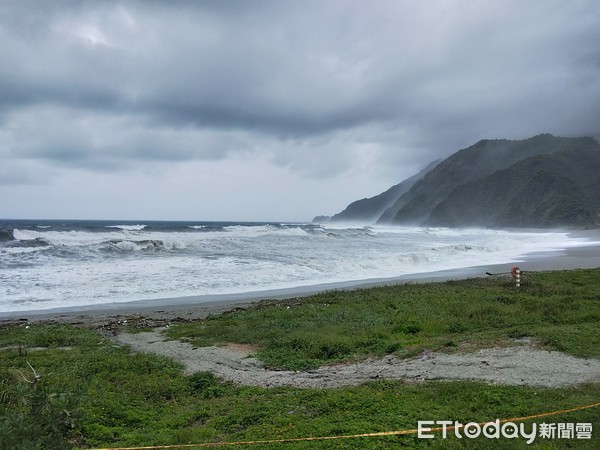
[91,401,600,449]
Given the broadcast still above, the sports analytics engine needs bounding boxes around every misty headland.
[319,134,600,229]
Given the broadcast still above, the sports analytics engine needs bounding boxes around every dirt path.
[115,330,600,388]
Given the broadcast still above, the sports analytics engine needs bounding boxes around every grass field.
[1,269,599,449]
[165,269,600,370]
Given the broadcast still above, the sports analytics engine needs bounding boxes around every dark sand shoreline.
[3,230,599,326]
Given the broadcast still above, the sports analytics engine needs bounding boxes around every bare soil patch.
[224,342,260,354]
[114,330,600,389]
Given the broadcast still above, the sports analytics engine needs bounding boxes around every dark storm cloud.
[1,0,600,180]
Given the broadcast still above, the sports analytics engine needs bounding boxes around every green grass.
[1,329,598,449]
[1,268,599,449]
[165,269,600,370]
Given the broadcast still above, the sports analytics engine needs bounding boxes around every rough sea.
[0,219,594,314]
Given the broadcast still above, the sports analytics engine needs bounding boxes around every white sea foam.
[14,229,117,246]
[0,245,53,255]
[106,224,147,231]
[1,223,597,313]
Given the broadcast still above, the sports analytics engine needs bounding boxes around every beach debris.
[17,361,44,388]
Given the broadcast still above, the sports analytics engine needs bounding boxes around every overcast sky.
[1,0,599,222]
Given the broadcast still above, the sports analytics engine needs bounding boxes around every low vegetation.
[165,269,600,370]
[0,269,598,448]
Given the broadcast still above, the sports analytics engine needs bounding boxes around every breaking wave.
[106,224,147,231]
[1,219,596,313]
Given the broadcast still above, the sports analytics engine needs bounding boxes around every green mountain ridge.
[428,148,600,227]
[328,159,441,223]
[325,134,600,228]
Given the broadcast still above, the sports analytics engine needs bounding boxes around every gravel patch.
[114,330,600,388]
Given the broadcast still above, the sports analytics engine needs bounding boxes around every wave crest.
[106,224,147,231]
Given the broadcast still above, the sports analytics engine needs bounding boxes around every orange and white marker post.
[511,266,521,288]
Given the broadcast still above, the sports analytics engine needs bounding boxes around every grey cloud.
[0,162,46,186]
[1,0,599,183]
[2,1,415,128]
[2,106,240,172]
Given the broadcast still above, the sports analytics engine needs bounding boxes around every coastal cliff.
[324,134,600,228]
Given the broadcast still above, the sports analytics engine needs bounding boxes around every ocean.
[0,219,594,314]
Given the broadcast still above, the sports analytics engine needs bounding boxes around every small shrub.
[403,323,422,335]
[385,342,402,353]
[0,377,84,450]
[188,372,227,399]
[447,322,468,333]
